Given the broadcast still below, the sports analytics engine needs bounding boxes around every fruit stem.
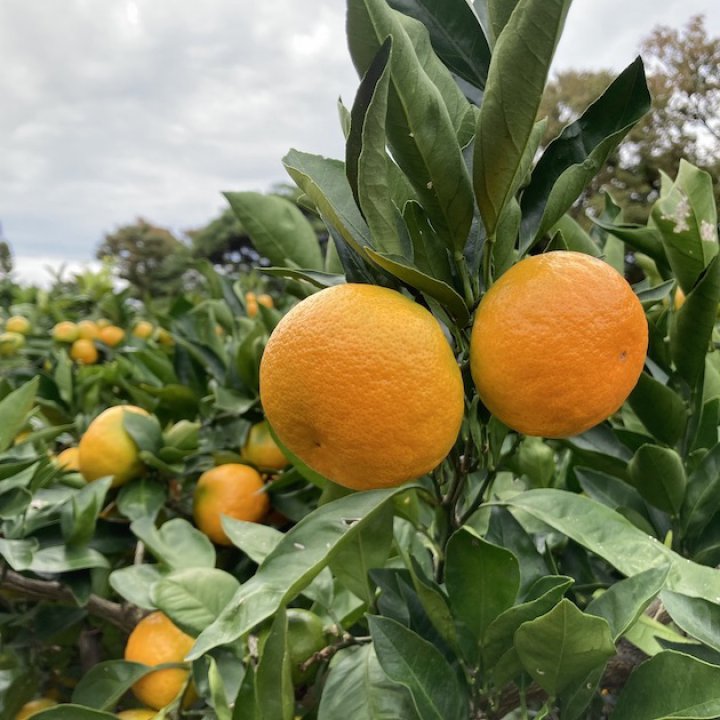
[482,233,496,291]
[455,250,476,309]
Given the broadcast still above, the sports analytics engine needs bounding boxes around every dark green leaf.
[61,478,112,546]
[628,444,687,515]
[31,707,117,720]
[628,372,688,446]
[72,660,156,710]
[117,478,167,522]
[255,608,293,720]
[680,443,720,540]
[0,378,38,453]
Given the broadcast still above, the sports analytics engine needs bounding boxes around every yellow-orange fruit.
[52,321,79,343]
[133,321,154,339]
[117,708,157,719]
[242,421,288,471]
[470,251,648,438]
[257,294,274,309]
[56,447,81,472]
[674,286,686,310]
[77,320,100,340]
[78,405,148,487]
[259,283,464,490]
[99,325,125,347]
[193,464,269,545]
[0,332,25,355]
[124,612,195,710]
[246,299,259,318]
[96,318,112,329]
[155,328,174,346]
[6,316,30,335]
[70,338,99,365]
[14,698,58,719]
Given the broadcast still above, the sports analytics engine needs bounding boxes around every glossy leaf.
[222,518,284,564]
[31,707,117,720]
[661,591,720,653]
[445,528,519,641]
[474,0,571,237]
[72,660,155,710]
[628,372,688,446]
[255,608,293,720]
[514,599,616,696]
[60,478,112,547]
[28,546,108,573]
[612,651,720,720]
[131,517,215,570]
[369,615,468,720]
[189,486,417,658]
[0,378,38,453]
[109,564,166,609]
[503,489,720,602]
[628,444,687,516]
[225,192,323,270]
[670,253,720,388]
[117,478,167,521]
[318,644,418,720]
[680,443,720,540]
[151,568,241,636]
[520,57,650,249]
[586,564,669,640]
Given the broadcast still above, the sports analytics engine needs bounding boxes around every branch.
[1,567,145,632]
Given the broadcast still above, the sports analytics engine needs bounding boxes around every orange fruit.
[99,325,126,347]
[78,405,149,487]
[155,328,174,346]
[470,251,648,438]
[0,331,25,355]
[242,421,288,471]
[257,293,274,309]
[15,698,58,719]
[133,321,154,339]
[246,298,259,318]
[77,319,100,340]
[117,709,157,719]
[193,464,269,545]
[5,316,30,335]
[259,283,464,490]
[124,612,195,710]
[52,321,79,343]
[56,447,80,472]
[70,338,99,365]
[96,318,112,329]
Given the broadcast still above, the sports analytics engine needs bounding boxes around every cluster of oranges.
[50,318,172,365]
[0,315,31,355]
[259,252,649,490]
[245,290,274,317]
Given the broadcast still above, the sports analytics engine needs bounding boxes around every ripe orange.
[133,321,154,339]
[56,447,81,472]
[99,325,126,347]
[259,283,464,490]
[242,421,288,471]
[124,612,194,710]
[257,293,274,309]
[117,711,157,719]
[70,339,99,365]
[5,316,30,335]
[78,405,149,487]
[96,318,112,329]
[247,298,259,318]
[14,698,58,719]
[470,252,648,438]
[52,321,79,343]
[193,464,269,545]
[77,319,100,340]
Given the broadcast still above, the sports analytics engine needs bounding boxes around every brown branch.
[1,568,145,632]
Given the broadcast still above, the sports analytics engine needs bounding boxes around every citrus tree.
[1,1,720,719]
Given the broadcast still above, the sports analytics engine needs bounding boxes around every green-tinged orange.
[6,316,30,335]
[15,698,58,719]
[242,421,288,471]
[78,405,148,487]
[52,321,79,343]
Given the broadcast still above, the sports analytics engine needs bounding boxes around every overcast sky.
[2,0,719,285]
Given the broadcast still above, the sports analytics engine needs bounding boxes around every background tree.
[540,14,720,224]
[97,219,191,297]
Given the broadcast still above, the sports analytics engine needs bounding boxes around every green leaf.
[548,214,601,257]
[116,478,167,521]
[503,489,720,602]
[110,564,163,610]
[670,253,720,388]
[262,267,346,289]
[151,568,240,636]
[586,564,669,641]
[661,591,720,653]
[0,378,38,453]
[347,38,407,257]
[474,0,571,237]
[514,599,616,696]
[520,57,650,249]
[122,411,163,455]
[222,518,284,564]
[61,477,112,546]
[628,372,688,446]
[28,546,108,573]
[592,220,668,268]
[225,192,323,270]
[387,0,490,91]
[330,503,393,605]
[484,575,573,667]
[628,444,687,515]
[131,517,216,570]
[612,651,720,720]
[206,656,233,720]
[652,160,718,294]
[347,0,474,251]
[0,538,36,572]
[364,248,469,324]
[445,528,519,642]
[71,660,156,710]
[283,150,372,256]
[369,615,468,720]
[318,644,418,720]
[487,0,520,45]
[680,444,720,540]
[189,485,417,659]
[255,608,294,720]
